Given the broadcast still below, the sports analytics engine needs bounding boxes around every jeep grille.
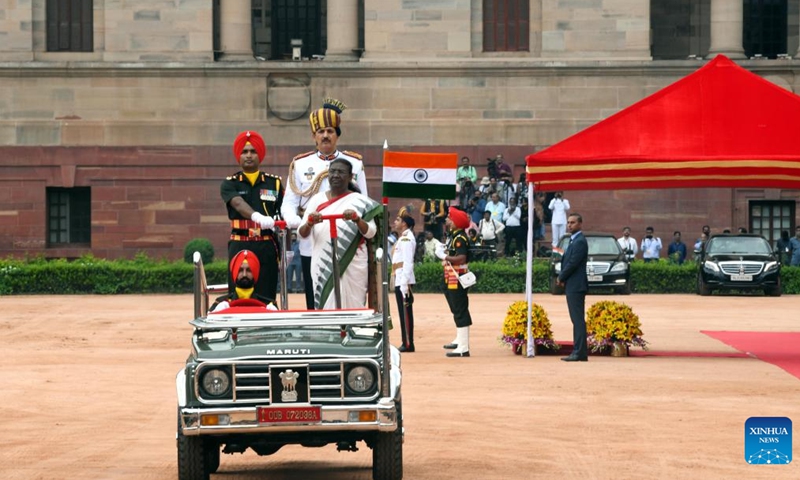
[195,359,380,405]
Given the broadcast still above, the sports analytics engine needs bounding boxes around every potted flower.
[585,300,648,355]
[500,301,559,354]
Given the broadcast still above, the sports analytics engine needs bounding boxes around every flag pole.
[525,182,535,357]
[380,139,391,399]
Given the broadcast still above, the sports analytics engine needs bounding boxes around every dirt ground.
[1,292,799,479]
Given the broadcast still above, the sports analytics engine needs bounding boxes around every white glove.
[251,212,275,230]
[375,247,384,261]
[211,301,229,312]
[435,244,447,260]
[400,283,409,296]
[266,303,278,311]
[285,216,302,229]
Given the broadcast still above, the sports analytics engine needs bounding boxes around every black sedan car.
[696,234,781,296]
[549,233,631,295]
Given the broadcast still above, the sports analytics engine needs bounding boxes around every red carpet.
[702,331,800,380]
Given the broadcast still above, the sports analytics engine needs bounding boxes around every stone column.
[706,0,746,59]
[219,1,253,61]
[324,0,359,61]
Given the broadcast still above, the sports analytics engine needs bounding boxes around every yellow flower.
[500,301,557,349]
[585,300,648,351]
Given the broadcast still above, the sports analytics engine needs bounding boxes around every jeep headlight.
[703,260,720,272]
[765,261,778,272]
[609,262,627,273]
[346,366,375,394]
[200,368,231,397]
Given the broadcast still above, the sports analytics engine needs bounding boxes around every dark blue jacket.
[558,232,588,294]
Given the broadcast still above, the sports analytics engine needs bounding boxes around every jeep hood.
[192,327,383,360]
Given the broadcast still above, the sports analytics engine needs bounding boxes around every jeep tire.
[177,410,209,480]
[372,400,403,480]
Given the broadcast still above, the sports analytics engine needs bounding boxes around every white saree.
[302,191,381,310]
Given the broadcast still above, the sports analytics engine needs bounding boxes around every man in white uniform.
[282,98,368,308]
[548,191,570,247]
[392,209,417,352]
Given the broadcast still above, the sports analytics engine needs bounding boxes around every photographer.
[548,191,570,247]
[617,226,638,261]
[467,190,486,224]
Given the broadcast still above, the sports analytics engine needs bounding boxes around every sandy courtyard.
[1,292,799,479]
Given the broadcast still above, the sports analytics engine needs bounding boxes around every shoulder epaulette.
[342,150,362,160]
[400,237,411,242]
[293,150,315,161]
[260,172,282,180]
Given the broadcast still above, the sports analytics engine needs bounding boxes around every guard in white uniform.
[281,98,368,308]
[392,209,417,352]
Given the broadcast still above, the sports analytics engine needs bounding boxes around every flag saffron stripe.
[384,151,458,169]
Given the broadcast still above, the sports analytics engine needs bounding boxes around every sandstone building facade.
[0,0,798,259]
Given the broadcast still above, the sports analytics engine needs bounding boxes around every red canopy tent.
[519,55,800,357]
[525,55,800,191]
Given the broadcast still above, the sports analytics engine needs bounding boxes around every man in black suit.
[557,213,589,362]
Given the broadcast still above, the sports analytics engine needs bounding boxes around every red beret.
[230,250,260,283]
[233,131,266,163]
[448,207,470,230]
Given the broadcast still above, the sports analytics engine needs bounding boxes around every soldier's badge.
[456,241,463,247]
[304,167,315,181]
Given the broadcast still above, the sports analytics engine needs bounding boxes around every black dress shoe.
[399,345,415,353]
[442,343,458,350]
[561,355,588,362]
[445,351,470,357]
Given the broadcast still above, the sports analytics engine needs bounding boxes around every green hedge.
[1,254,798,295]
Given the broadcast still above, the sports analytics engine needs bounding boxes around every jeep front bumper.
[180,398,398,436]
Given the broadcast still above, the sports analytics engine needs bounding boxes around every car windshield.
[558,235,621,255]
[706,237,771,255]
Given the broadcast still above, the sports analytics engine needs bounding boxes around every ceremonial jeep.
[176,251,403,480]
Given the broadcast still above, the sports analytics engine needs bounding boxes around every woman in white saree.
[298,159,381,309]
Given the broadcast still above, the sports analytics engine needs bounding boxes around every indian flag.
[382,151,457,199]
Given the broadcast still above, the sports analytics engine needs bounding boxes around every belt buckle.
[249,227,262,238]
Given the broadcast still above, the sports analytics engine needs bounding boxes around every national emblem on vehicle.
[279,369,301,402]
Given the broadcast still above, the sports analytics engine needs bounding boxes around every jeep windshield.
[706,237,772,255]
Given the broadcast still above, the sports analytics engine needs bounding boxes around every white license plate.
[730,274,753,281]
[587,275,603,282]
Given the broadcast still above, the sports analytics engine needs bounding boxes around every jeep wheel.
[204,442,220,474]
[549,277,564,295]
[177,412,209,480]
[373,400,403,480]
[697,274,711,296]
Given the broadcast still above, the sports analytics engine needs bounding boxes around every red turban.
[232,131,266,163]
[230,250,260,282]
[448,207,470,230]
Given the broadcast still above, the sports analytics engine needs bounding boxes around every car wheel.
[373,399,403,480]
[617,281,631,295]
[765,278,782,297]
[549,276,564,295]
[697,274,711,296]
[177,409,209,480]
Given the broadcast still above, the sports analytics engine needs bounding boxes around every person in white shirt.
[617,226,638,261]
[548,191,570,246]
[484,192,506,223]
[392,210,417,352]
[479,210,504,260]
[502,197,522,256]
[640,226,662,262]
[281,98,368,309]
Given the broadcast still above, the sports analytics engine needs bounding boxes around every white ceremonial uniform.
[393,228,417,291]
[281,150,368,257]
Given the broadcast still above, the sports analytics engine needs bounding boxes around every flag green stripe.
[382,182,455,199]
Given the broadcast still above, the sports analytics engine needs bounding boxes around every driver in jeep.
[211,249,277,312]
